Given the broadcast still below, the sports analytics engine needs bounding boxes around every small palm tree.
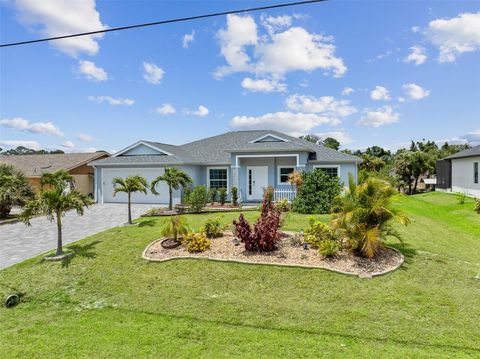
[331,174,410,258]
[161,216,189,242]
[151,167,192,210]
[112,175,148,224]
[21,170,91,256]
[0,164,35,218]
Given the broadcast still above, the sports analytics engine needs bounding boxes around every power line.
[0,0,327,48]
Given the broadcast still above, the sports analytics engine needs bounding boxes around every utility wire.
[0,0,326,48]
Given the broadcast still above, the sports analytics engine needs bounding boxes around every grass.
[1,192,479,358]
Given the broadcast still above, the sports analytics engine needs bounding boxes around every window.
[313,165,340,178]
[208,167,228,190]
[475,162,479,184]
[278,166,295,184]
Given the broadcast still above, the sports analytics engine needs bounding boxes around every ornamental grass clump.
[233,186,281,252]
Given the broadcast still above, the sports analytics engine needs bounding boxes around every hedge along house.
[89,130,362,205]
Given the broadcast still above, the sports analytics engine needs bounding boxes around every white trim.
[313,164,341,178]
[235,154,300,167]
[277,165,296,185]
[112,140,174,157]
[249,133,290,144]
[207,166,229,192]
[246,166,269,200]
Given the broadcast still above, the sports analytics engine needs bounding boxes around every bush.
[161,216,189,242]
[291,170,341,214]
[0,164,35,218]
[218,188,227,205]
[475,198,480,214]
[275,198,290,212]
[231,186,238,206]
[188,185,207,212]
[208,188,218,204]
[233,189,281,252]
[304,218,338,248]
[457,191,467,204]
[183,232,211,253]
[182,186,192,205]
[202,216,225,238]
[318,239,341,257]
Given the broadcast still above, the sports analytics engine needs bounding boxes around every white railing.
[274,188,297,202]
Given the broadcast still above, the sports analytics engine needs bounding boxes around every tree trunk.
[413,177,419,194]
[128,192,132,224]
[408,181,412,195]
[169,186,173,210]
[56,211,63,256]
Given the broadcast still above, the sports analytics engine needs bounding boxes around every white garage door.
[101,168,171,204]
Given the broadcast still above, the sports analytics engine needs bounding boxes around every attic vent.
[251,134,289,143]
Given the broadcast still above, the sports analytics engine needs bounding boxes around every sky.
[0,0,479,154]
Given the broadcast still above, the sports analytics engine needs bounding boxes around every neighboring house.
[89,130,361,204]
[436,145,480,197]
[0,152,110,196]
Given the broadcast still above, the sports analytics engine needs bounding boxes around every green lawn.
[1,192,479,358]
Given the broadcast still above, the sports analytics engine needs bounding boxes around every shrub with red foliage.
[233,187,281,252]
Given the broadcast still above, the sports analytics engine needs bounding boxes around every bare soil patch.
[143,232,404,277]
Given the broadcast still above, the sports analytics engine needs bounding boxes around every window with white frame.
[314,165,340,178]
[208,167,228,190]
[278,166,295,184]
[474,162,478,184]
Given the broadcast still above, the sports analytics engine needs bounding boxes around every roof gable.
[250,133,290,143]
[114,141,173,157]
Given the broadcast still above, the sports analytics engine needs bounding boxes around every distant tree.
[151,167,192,210]
[360,154,386,172]
[322,137,340,150]
[299,134,320,144]
[0,146,65,155]
[0,164,35,218]
[112,175,148,224]
[394,150,433,194]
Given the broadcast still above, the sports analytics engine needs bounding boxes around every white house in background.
[436,145,480,197]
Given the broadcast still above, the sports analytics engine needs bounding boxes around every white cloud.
[370,86,391,101]
[260,14,292,34]
[182,30,195,49]
[77,133,93,142]
[426,12,480,62]
[285,94,357,118]
[231,111,340,136]
[215,14,346,80]
[88,95,134,106]
[61,140,75,149]
[0,140,42,150]
[192,105,209,117]
[462,129,480,144]
[411,26,420,33]
[403,46,427,65]
[14,0,107,57]
[241,77,286,93]
[78,60,108,81]
[357,106,400,127]
[315,131,354,145]
[0,117,63,137]
[155,103,176,115]
[142,62,164,84]
[402,83,430,100]
[341,87,354,95]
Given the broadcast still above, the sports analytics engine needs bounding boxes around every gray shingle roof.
[90,130,361,166]
[0,152,109,177]
[443,145,480,160]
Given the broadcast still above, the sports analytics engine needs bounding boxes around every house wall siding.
[451,156,480,197]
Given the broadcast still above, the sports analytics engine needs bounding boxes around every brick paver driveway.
[0,203,156,269]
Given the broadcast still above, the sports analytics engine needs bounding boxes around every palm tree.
[21,170,91,256]
[331,174,410,258]
[112,175,148,224]
[151,167,192,210]
[0,164,35,218]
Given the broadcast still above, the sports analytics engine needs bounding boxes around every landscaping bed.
[143,231,404,277]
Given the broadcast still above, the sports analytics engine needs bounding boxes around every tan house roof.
[0,152,109,177]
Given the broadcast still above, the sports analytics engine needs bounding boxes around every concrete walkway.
[0,203,156,269]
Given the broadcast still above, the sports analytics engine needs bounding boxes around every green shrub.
[201,216,225,238]
[475,198,480,214]
[304,218,338,248]
[208,188,218,204]
[0,163,35,218]
[188,185,207,212]
[182,186,192,205]
[231,186,239,206]
[457,192,467,204]
[318,239,341,257]
[291,170,341,214]
[218,188,227,205]
[161,216,189,242]
[183,232,211,252]
[275,198,290,212]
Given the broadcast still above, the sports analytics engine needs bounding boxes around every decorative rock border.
[142,238,404,279]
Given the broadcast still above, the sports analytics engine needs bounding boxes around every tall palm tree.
[112,175,148,224]
[151,167,192,210]
[21,170,91,256]
[331,174,410,258]
[0,164,35,218]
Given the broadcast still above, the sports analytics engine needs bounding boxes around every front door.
[246,166,268,201]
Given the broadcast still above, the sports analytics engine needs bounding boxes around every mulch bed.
[143,232,404,277]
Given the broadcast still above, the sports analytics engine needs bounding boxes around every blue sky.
[1,0,479,153]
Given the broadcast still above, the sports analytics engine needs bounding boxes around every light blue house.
[89,130,361,204]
